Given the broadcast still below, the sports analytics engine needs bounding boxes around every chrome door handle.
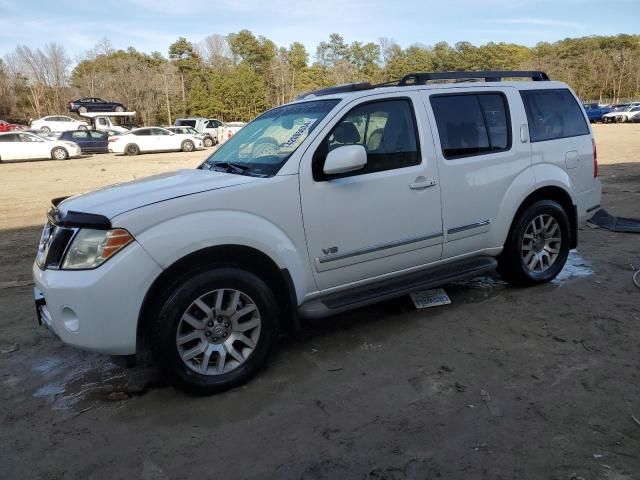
[410,179,438,190]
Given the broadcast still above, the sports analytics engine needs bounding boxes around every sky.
[0,0,638,62]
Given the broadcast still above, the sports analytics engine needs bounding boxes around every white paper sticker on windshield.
[283,119,315,148]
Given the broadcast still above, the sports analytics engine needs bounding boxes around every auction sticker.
[410,288,451,309]
[282,119,315,148]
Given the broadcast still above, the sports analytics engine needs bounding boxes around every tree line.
[1,32,639,125]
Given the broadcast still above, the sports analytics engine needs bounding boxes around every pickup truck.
[174,118,224,147]
[583,103,611,123]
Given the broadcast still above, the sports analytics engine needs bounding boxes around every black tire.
[203,136,214,148]
[498,200,570,287]
[41,126,51,133]
[151,268,278,395]
[78,125,88,130]
[125,143,139,156]
[51,147,68,160]
[78,106,87,114]
[181,140,195,152]
[115,105,124,112]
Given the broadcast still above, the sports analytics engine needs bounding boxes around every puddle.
[553,251,593,283]
[31,354,127,410]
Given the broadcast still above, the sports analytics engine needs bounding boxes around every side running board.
[300,257,497,319]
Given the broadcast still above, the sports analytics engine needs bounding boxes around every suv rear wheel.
[498,200,570,286]
[151,268,278,395]
[203,136,214,148]
[125,143,139,156]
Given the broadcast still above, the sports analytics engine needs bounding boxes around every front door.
[299,93,443,291]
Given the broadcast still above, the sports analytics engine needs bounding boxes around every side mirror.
[323,145,367,175]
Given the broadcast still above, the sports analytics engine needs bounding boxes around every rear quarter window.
[176,119,197,128]
[520,89,589,142]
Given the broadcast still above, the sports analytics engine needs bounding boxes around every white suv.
[33,71,602,394]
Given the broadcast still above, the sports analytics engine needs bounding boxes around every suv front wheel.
[498,200,570,286]
[151,268,278,395]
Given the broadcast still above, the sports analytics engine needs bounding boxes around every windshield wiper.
[207,161,251,174]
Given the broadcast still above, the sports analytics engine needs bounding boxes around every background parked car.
[30,115,89,133]
[108,127,204,155]
[604,104,640,123]
[68,97,126,113]
[167,126,210,145]
[0,131,81,161]
[174,118,223,147]
[0,120,27,132]
[583,103,612,122]
[217,121,246,145]
[59,130,108,153]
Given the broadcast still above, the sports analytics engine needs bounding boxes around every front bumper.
[32,241,162,355]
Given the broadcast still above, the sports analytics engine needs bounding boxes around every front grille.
[36,221,76,270]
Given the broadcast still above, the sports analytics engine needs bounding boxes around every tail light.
[108,137,119,143]
[592,138,598,178]
[227,130,232,139]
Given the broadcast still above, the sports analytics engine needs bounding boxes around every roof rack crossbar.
[297,82,373,100]
[398,71,549,85]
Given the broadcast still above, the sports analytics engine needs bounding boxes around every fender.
[490,163,576,247]
[132,210,314,304]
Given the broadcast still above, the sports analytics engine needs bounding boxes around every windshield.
[200,99,340,177]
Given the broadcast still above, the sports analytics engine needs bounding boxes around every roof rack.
[297,82,373,100]
[295,71,550,99]
[398,71,549,85]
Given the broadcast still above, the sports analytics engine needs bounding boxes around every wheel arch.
[506,185,577,250]
[137,244,299,353]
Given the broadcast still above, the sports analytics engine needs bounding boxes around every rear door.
[520,88,593,193]
[151,128,177,150]
[422,86,533,258]
[0,133,19,160]
[132,128,153,151]
[17,133,48,159]
[90,130,108,152]
[71,130,90,151]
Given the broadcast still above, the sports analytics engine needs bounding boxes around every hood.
[58,168,259,219]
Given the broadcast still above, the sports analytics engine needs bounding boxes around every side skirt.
[299,256,497,319]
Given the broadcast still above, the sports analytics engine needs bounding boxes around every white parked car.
[33,71,601,394]
[603,104,640,123]
[217,121,246,145]
[0,131,81,161]
[30,115,89,133]
[167,126,208,144]
[108,127,204,155]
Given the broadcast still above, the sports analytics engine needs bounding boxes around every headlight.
[62,228,133,270]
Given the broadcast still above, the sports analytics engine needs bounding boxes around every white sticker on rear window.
[282,119,315,148]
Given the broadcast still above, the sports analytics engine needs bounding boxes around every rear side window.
[0,134,16,142]
[520,89,589,142]
[430,93,510,159]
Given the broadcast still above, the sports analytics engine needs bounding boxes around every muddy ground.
[1,124,639,479]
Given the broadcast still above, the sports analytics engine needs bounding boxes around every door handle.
[409,178,438,190]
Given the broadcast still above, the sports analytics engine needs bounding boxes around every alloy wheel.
[521,214,562,273]
[175,289,262,376]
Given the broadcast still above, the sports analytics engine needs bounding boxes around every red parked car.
[0,120,26,132]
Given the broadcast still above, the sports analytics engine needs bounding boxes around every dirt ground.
[1,124,639,479]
